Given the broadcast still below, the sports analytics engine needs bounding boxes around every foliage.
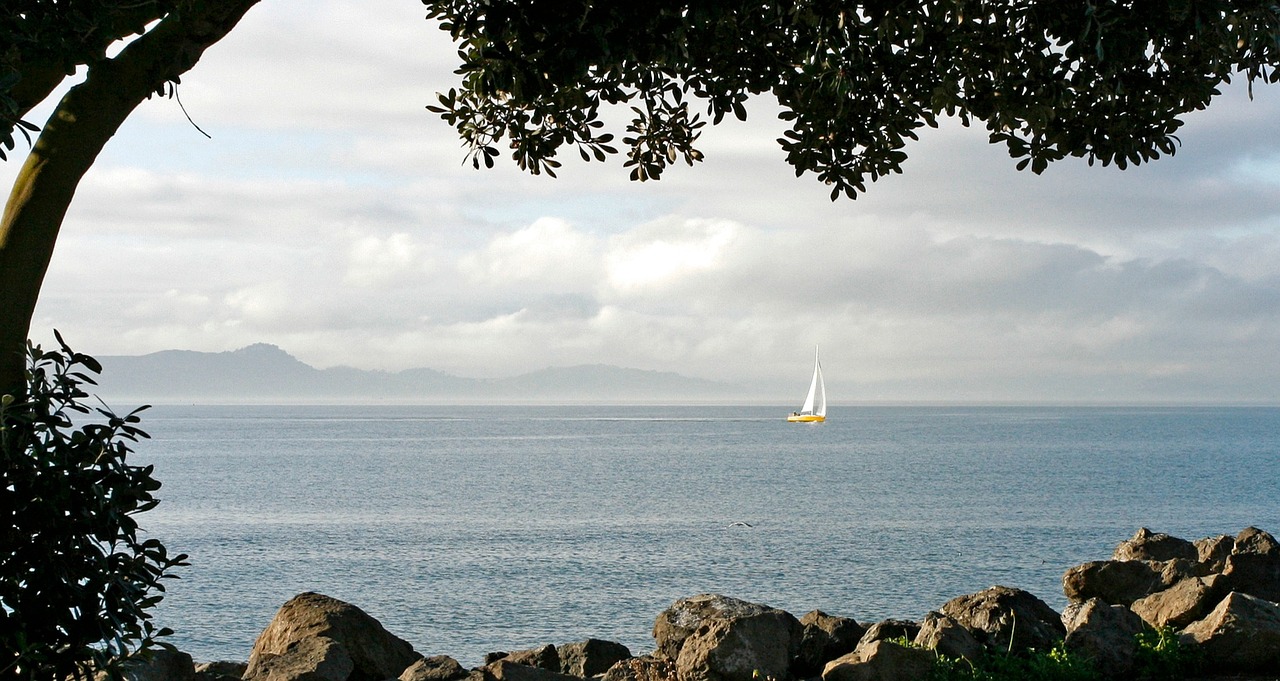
[0,0,176,159]
[426,0,1280,199]
[930,643,1101,681]
[1133,625,1201,681]
[0,332,187,681]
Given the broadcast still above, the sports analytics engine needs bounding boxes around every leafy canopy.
[426,0,1280,199]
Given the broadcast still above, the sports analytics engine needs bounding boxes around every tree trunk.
[0,0,262,398]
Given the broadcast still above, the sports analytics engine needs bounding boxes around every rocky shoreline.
[130,527,1280,681]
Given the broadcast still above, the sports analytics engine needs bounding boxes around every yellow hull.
[787,414,826,423]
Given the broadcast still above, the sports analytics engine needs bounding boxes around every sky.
[7,0,1280,403]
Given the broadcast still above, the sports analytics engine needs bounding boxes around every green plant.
[930,643,1101,681]
[0,333,187,681]
[1133,626,1201,681]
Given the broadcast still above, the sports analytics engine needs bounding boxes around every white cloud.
[7,0,1280,401]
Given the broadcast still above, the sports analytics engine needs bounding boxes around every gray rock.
[1130,576,1220,629]
[244,636,355,681]
[486,661,581,681]
[556,640,632,678]
[1179,591,1280,673]
[1112,528,1198,563]
[912,612,983,662]
[653,594,792,662]
[674,612,801,681]
[106,649,195,681]
[1233,527,1280,556]
[794,610,865,677]
[819,641,934,681]
[488,646,560,672]
[1195,535,1234,573]
[193,661,247,681]
[854,620,918,650]
[598,656,676,681]
[1062,560,1164,606]
[1221,550,1280,603]
[1062,598,1146,677]
[246,593,420,681]
[940,586,1065,654]
[400,656,468,681]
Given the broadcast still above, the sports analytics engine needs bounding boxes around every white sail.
[800,347,824,415]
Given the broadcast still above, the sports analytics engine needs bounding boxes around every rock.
[1130,576,1220,629]
[244,636,355,681]
[1233,526,1280,556]
[400,656,468,681]
[489,646,560,672]
[1061,598,1146,677]
[557,640,632,678]
[486,661,582,681]
[1179,591,1280,673]
[794,610,865,677]
[940,586,1065,654]
[912,612,983,662]
[246,593,420,681]
[1156,558,1200,587]
[819,641,934,681]
[599,656,677,681]
[674,612,802,681]
[1221,549,1280,603]
[1113,528,1198,563]
[105,649,195,681]
[653,594,795,662]
[194,661,248,681]
[1062,560,1164,606]
[1195,535,1234,573]
[853,620,918,650]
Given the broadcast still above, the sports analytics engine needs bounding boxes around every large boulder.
[1179,591,1280,673]
[940,586,1065,654]
[794,610,865,677]
[557,640,632,678]
[819,641,934,681]
[1061,598,1146,677]
[912,612,983,663]
[853,620,918,650]
[599,656,677,681]
[1195,535,1234,573]
[244,636,355,681]
[486,661,583,681]
[1062,560,1164,606]
[487,645,561,672]
[1130,576,1220,629]
[105,649,196,681]
[194,661,248,681]
[674,614,801,681]
[1219,528,1280,603]
[1112,528,1198,563]
[246,593,420,681]
[653,595,797,662]
[400,657,468,681]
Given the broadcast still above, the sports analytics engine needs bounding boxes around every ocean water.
[131,405,1280,666]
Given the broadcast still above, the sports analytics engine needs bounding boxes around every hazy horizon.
[8,0,1280,404]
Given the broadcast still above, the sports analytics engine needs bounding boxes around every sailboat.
[787,346,827,422]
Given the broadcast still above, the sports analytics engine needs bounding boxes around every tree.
[3,1,1279,397]
[1,0,263,399]
[1,333,187,681]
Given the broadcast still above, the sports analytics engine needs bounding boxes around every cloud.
[7,0,1280,401]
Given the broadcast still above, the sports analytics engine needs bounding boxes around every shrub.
[0,333,187,681]
[1133,626,1201,680]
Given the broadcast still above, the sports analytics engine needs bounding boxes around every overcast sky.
[8,0,1280,403]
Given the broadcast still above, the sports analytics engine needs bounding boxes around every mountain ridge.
[91,344,742,404]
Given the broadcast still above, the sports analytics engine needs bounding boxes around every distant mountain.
[92,344,740,403]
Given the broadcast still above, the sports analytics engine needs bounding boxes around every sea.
[130,404,1280,667]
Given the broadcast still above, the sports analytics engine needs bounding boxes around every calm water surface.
[132,405,1280,666]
